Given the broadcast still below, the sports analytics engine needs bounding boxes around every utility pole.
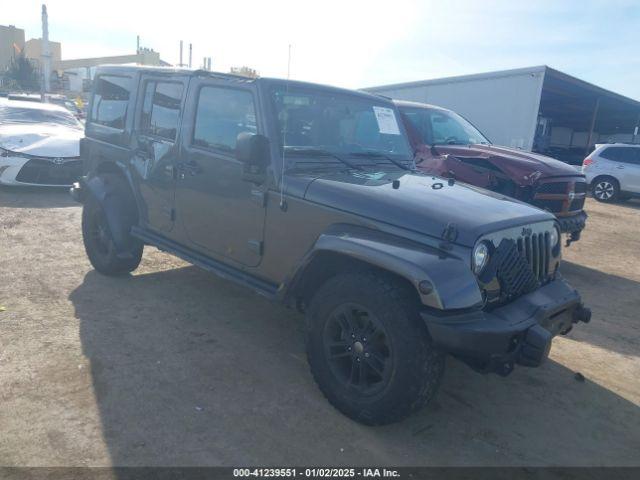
[189,43,192,68]
[585,97,600,155]
[41,4,51,98]
[136,35,140,54]
[179,40,183,67]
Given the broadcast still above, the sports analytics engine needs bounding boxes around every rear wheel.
[306,271,445,425]
[592,176,619,202]
[82,193,143,275]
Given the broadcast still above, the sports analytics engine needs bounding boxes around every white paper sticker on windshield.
[373,106,401,135]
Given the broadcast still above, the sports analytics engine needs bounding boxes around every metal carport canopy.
[540,66,640,150]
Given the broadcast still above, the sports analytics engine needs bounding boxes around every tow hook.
[566,231,581,247]
[572,304,592,324]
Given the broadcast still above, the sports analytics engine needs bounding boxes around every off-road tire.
[81,184,143,276]
[592,176,620,203]
[306,271,445,425]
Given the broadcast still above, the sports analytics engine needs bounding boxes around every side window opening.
[600,146,639,163]
[192,86,257,153]
[600,147,618,161]
[91,75,131,129]
[139,81,184,141]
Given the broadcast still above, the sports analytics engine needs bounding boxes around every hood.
[0,123,83,158]
[299,169,553,247]
[428,144,582,185]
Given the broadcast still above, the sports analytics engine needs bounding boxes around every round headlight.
[550,226,560,248]
[472,242,490,274]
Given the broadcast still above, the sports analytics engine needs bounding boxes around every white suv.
[582,144,640,202]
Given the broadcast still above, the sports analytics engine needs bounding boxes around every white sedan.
[0,99,84,187]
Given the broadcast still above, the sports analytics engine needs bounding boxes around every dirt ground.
[0,188,639,467]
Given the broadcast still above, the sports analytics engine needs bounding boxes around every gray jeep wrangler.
[71,66,590,425]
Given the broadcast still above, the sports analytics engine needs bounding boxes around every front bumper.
[557,210,587,235]
[421,276,589,375]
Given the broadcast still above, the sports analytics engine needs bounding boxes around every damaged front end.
[528,177,588,246]
[421,221,590,375]
[447,154,589,246]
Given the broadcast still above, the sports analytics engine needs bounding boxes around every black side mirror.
[236,132,270,183]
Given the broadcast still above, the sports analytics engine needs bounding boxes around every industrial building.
[53,50,167,92]
[0,25,61,71]
[1,22,168,93]
[1,23,63,91]
[0,25,26,72]
[366,66,640,163]
[24,37,62,67]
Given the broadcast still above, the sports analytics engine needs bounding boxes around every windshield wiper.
[348,151,411,171]
[284,146,362,170]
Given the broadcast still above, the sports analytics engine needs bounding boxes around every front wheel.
[306,271,445,425]
[81,193,143,275]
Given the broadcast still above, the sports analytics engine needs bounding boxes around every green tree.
[6,54,40,91]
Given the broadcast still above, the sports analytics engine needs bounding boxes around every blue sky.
[10,0,640,99]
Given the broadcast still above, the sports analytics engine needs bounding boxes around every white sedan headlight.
[472,242,490,274]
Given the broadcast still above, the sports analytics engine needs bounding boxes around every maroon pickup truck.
[396,100,588,245]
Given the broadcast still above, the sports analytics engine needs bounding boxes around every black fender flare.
[82,174,140,257]
[285,225,483,311]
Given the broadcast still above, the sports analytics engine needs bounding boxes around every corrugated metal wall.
[367,69,545,152]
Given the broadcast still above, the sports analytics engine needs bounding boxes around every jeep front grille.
[491,231,551,301]
[493,239,540,300]
[515,231,551,283]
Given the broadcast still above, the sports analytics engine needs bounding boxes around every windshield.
[400,106,490,146]
[271,86,413,168]
[0,104,82,129]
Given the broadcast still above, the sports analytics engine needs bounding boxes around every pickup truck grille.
[532,178,587,217]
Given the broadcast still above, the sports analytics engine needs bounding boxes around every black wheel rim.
[594,181,614,200]
[89,208,112,256]
[322,303,392,396]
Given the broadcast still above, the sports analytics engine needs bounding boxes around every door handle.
[616,165,625,169]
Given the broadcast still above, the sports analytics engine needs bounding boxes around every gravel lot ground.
[0,188,639,467]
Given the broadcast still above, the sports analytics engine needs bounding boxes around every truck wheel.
[306,271,445,425]
[592,176,619,202]
[81,193,143,276]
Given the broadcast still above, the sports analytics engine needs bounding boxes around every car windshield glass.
[271,85,412,167]
[0,105,82,129]
[401,106,490,146]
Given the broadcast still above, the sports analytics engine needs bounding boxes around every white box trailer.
[365,66,640,164]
